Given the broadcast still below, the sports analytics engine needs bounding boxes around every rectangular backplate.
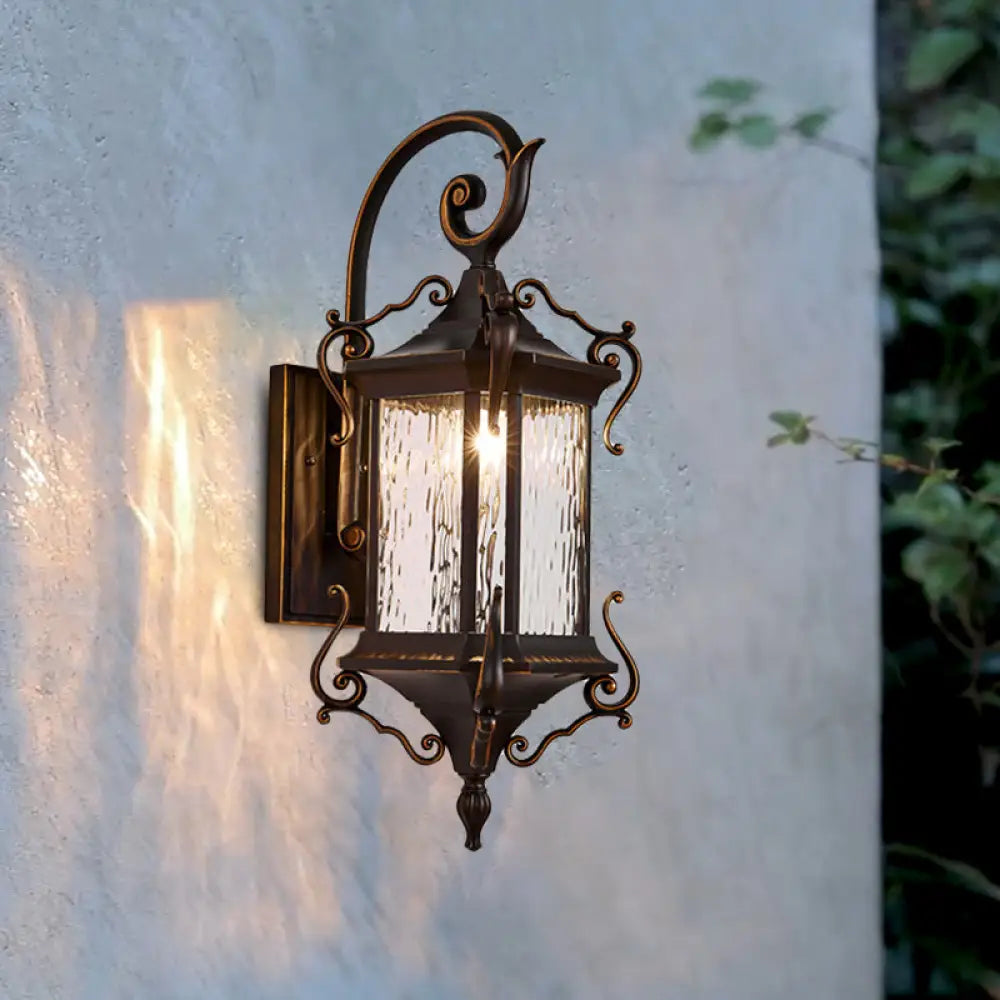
[265,364,367,626]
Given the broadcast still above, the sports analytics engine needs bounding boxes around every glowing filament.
[475,425,505,467]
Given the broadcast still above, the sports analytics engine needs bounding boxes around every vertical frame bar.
[579,405,593,636]
[365,398,381,631]
[264,365,289,623]
[504,393,523,635]
[460,392,481,632]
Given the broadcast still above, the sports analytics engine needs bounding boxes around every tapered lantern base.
[457,776,492,851]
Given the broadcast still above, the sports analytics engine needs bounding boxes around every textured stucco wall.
[0,2,880,998]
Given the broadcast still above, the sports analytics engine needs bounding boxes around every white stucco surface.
[0,2,879,997]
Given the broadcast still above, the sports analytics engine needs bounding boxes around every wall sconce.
[265,111,641,851]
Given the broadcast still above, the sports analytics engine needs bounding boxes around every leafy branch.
[688,77,871,167]
[768,410,1000,685]
[691,0,1000,986]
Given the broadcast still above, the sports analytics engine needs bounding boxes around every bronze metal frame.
[264,110,642,850]
[512,278,642,456]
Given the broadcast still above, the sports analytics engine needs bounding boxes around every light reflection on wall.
[122,300,360,976]
[0,259,103,989]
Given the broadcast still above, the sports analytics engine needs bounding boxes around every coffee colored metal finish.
[264,365,367,626]
[317,274,454,551]
[479,276,519,434]
[267,110,641,850]
[504,591,639,767]
[310,586,446,764]
[512,277,642,455]
[342,111,544,323]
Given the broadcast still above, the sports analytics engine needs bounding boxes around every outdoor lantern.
[265,111,641,850]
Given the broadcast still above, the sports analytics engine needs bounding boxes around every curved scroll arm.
[504,591,639,769]
[311,584,446,766]
[344,111,545,322]
[511,278,640,455]
[470,585,504,770]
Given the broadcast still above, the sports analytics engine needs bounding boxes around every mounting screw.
[305,456,317,467]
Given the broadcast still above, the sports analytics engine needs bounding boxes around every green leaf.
[768,410,806,432]
[901,538,973,602]
[880,290,899,341]
[906,154,970,199]
[938,0,989,16]
[917,468,960,496]
[968,155,1000,180]
[905,28,982,91]
[791,108,834,139]
[948,102,1000,135]
[948,100,1000,157]
[886,482,965,531]
[886,383,961,428]
[697,77,761,105]
[976,462,1000,499]
[903,298,943,326]
[689,111,731,151]
[767,433,791,448]
[788,424,811,445]
[944,256,1000,292]
[886,844,1000,906]
[911,937,1000,992]
[879,134,922,167]
[924,437,962,458]
[881,453,909,470]
[737,114,780,148]
[982,535,1000,571]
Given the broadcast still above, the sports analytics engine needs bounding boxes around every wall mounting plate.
[264,364,366,627]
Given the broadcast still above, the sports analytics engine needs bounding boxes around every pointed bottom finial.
[456,776,491,851]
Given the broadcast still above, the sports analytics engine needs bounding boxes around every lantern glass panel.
[376,393,464,632]
[475,395,507,632]
[519,396,589,635]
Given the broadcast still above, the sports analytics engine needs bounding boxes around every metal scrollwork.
[311,585,446,766]
[511,278,640,455]
[318,274,453,446]
[511,278,635,340]
[504,591,639,769]
[316,324,374,446]
[328,273,454,335]
[587,335,642,457]
[343,111,545,322]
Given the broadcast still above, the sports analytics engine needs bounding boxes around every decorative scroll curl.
[511,278,640,455]
[316,325,374,446]
[504,591,639,769]
[311,585,446,766]
[318,274,453,445]
[587,336,642,457]
[511,278,635,340]
[343,111,545,322]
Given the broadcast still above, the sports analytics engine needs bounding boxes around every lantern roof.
[345,265,620,407]
[383,266,570,359]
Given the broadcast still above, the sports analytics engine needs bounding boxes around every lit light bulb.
[475,425,505,466]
